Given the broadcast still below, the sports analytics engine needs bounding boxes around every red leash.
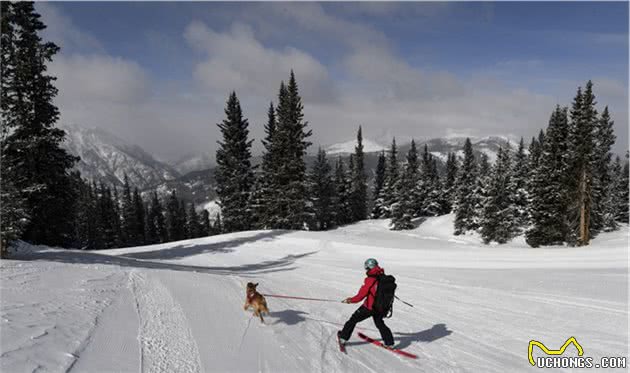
[261,294,338,302]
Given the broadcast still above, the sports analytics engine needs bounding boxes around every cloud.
[51,54,149,105]
[184,21,335,104]
[39,3,628,163]
[36,3,104,54]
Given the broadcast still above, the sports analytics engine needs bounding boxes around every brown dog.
[244,282,269,323]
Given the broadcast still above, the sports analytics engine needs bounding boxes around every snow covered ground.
[1,214,628,372]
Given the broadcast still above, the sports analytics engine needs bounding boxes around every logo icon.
[528,337,584,366]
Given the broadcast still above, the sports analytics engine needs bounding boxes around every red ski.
[357,332,417,359]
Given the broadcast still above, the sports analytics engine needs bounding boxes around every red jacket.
[348,266,384,310]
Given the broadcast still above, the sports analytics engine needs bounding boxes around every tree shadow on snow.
[346,323,452,349]
[12,231,317,276]
[268,309,309,326]
[120,230,288,260]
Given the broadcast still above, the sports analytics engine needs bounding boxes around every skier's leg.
[339,306,371,341]
[372,314,395,346]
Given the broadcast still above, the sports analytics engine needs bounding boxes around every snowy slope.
[61,123,180,189]
[2,216,628,373]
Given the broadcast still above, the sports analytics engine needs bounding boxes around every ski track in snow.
[130,270,203,373]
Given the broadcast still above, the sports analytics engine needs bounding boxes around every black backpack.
[372,274,397,318]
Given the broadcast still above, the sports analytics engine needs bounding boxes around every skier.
[338,258,395,349]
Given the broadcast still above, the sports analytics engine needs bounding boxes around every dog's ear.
[254,283,259,287]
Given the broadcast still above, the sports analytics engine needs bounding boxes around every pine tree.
[309,148,336,230]
[274,71,313,229]
[347,154,356,223]
[166,191,183,242]
[381,138,399,218]
[100,184,122,249]
[111,185,123,246]
[417,143,441,216]
[453,138,477,234]
[371,151,387,218]
[512,137,529,230]
[567,82,597,245]
[179,199,188,239]
[471,153,491,230]
[133,188,146,245]
[71,177,94,250]
[213,214,223,235]
[201,210,211,236]
[442,152,459,213]
[391,147,416,230]
[121,174,135,245]
[480,146,518,244]
[526,106,571,247]
[215,92,255,233]
[350,126,368,221]
[613,153,629,223]
[253,102,277,229]
[1,1,79,247]
[147,191,166,243]
[334,158,352,225]
[187,203,201,238]
[591,106,617,233]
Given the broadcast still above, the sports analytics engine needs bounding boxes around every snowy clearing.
[1,214,628,372]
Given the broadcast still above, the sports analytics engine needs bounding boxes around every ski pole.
[395,295,414,307]
[261,294,338,303]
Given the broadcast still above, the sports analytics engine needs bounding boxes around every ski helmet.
[364,258,378,270]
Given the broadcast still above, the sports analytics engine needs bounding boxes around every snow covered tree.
[480,146,518,244]
[471,153,491,230]
[526,106,571,247]
[146,191,166,244]
[186,203,201,238]
[350,126,368,222]
[371,151,387,218]
[213,214,223,235]
[215,92,255,233]
[418,144,441,216]
[591,106,617,233]
[132,188,146,245]
[121,174,136,245]
[99,183,122,249]
[71,178,97,250]
[309,148,336,230]
[442,152,459,213]
[1,1,79,247]
[253,102,278,229]
[391,146,416,230]
[512,137,529,230]
[334,158,352,225]
[566,82,597,245]
[201,210,212,236]
[381,138,399,218]
[166,191,184,242]
[263,72,312,229]
[526,132,544,223]
[613,153,629,223]
[453,138,477,235]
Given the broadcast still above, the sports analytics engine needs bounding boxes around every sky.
[38,1,629,162]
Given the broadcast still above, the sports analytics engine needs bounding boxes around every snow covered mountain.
[61,124,181,190]
[172,152,215,175]
[325,135,520,163]
[415,135,521,164]
[325,138,386,155]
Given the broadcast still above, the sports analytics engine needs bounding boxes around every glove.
[341,298,352,304]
